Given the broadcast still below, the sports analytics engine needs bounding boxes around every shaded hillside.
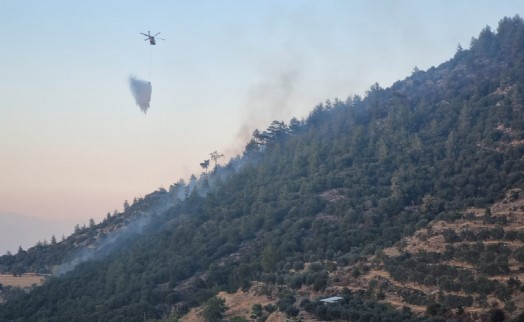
[1,15,524,322]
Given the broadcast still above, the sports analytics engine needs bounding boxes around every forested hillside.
[1,16,524,322]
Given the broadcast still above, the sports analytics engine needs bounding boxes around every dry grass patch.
[219,288,276,320]
[0,274,44,288]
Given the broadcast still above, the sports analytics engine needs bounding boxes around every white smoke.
[129,75,152,113]
[54,193,175,276]
[52,153,255,277]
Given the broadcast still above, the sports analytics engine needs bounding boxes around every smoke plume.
[54,156,250,276]
[54,192,175,275]
[129,75,152,113]
[225,64,302,158]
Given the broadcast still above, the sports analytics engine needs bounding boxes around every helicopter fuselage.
[149,38,156,45]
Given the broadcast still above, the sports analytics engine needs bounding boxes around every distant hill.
[0,212,76,255]
[1,15,524,322]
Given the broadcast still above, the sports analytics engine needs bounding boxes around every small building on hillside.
[319,296,343,304]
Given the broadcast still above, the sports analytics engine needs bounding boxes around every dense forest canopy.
[1,15,524,322]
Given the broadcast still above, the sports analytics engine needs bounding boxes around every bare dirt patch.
[219,288,276,320]
[319,188,349,202]
[179,307,203,322]
[180,283,277,322]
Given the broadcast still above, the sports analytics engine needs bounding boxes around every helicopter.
[140,31,165,45]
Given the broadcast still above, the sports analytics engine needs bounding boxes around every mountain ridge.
[1,15,524,322]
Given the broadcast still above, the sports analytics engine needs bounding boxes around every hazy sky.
[1,1,522,232]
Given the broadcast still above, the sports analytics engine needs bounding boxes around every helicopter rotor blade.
[157,38,166,41]
[153,32,161,37]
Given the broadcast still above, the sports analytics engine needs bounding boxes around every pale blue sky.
[0,0,522,232]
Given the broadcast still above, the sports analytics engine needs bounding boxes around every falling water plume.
[129,75,152,114]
